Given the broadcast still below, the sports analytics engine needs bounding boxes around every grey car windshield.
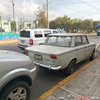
[44,36,72,47]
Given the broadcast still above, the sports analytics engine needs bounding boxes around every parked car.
[0,50,36,100]
[17,28,60,50]
[97,31,100,36]
[26,33,96,76]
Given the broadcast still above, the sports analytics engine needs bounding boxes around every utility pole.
[23,17,25,29]
[0,16,2,34]
[12,0,15,21]
[47,0,49,29]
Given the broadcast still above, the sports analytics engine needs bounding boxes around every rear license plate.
[34,54,42,60]
[21,40,25,43]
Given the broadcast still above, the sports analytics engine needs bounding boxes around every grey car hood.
[0,50,32,71]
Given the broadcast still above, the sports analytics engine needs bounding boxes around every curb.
[38,57,100,100]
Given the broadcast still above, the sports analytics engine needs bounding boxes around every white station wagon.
[17,28,61,50]
[26,33,96,75]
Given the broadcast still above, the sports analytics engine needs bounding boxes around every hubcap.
[7,87,27,100]
[70,62,75,74]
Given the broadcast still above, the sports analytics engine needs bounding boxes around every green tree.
[49,15,96,33]
[38,10,48,28]
[49,15,71,32]
[49,20,57,28]
[93,21,99,29]
[81,19,93,33]
[70,19,83,33]
[93,21,99,33]
[10,21,16,32]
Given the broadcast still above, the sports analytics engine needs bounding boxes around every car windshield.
[44,36,72,47]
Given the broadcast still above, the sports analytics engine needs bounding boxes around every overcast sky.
[0,0,100,21]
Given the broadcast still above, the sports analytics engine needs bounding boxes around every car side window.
[53,31,58,34]
[65,37,72,47]
[46,36,57,44]
[44,30,52,37]
[75,36,82,46]
[43,30,52,34]
[34,31,42,34]
[34,30,43,38]
[82,36,89,44]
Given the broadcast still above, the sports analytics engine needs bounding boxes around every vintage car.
[26,33,96,75]
[0,50,36,100]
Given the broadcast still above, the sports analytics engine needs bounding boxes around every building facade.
[1,20,11,32]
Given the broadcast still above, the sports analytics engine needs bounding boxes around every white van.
[17,28,59,50]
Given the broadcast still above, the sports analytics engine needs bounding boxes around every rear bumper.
[17,44,28,50]
[34,62,62,70]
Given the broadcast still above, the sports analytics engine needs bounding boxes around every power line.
[49,0,54,4]
[51,1,100,18]
[51,1,100,4]
[82,0,100,12]
[52,3,90,16]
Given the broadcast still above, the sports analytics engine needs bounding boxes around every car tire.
[0,81,30,100]
[65,60,76,76]
[89,50,95,61]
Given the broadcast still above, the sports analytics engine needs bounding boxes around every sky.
[0,0,100,21]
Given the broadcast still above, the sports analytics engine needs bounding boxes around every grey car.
[0,50,36,100]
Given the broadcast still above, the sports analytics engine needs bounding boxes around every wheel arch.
[64,57,77,69]
[0,75,32,94]
[93,48,95,52]
[68,58,77,66]
[64,58,77,76]
[90,48,95,56]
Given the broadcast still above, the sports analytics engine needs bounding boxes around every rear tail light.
[50,55,57,59]
[29,39,33,45]
[24,50,28,55]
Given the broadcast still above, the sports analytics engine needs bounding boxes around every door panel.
[76,46,85,63]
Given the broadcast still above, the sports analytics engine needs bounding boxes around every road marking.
[38,57,100,100]
[0,40,18,44]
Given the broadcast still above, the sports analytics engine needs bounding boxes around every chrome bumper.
[34,62,62,70]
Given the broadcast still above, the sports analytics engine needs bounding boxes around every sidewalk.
[38,56,100,100]
[0,40,18,44]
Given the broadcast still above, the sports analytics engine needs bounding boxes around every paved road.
[0,35,100,100]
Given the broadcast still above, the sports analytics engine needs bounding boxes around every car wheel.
[0,81,30,100]
[65,60,76,76]
[90,50,95,61]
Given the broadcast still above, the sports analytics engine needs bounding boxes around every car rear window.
[20,31,30,38]
[44,36,72,47]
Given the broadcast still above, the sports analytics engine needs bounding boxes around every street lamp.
[12,0,15,20]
